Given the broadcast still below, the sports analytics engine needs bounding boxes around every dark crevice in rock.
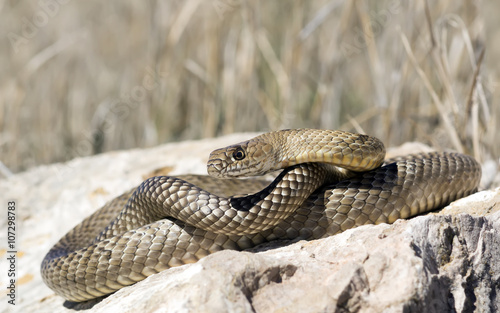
[235,264,298,309]
[462,267,478,313]
[489,282,499,312]
[334,266,369,313]
[436,224,456,266]
[403,275,456,313]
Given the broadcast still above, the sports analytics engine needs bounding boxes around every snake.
[40,129,481,302]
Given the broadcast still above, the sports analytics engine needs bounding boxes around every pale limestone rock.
[0,135,498,313]
[63,201,500,313]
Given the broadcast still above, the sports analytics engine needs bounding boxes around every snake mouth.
[207,157,236,178]
[207,162,247,178]
[207,162,224,177]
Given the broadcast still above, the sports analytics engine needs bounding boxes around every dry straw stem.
[399,30,464,154]
[354,1,386,109]
[466,48,485,160]
[255,28,291,128]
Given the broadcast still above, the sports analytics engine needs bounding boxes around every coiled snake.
[41,129,481,302]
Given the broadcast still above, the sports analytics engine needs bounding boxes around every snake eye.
[232,148,246,161]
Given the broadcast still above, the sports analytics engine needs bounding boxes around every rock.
[62,199,500,313]
[0,135,499,313]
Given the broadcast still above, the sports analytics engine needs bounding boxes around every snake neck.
[270,129,386,172]
[227,162,347,212]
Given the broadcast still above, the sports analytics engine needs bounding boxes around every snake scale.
[41,129,481,302]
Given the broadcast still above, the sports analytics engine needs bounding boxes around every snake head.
[207,138,276,178]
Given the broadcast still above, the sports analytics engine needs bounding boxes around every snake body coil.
[41,129,481,302]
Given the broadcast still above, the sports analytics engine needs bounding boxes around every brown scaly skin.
[41,129,481,302]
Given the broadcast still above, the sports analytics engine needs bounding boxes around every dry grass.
[1,0,499,182]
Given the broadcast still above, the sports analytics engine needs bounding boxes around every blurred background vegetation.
[1,0,498,178]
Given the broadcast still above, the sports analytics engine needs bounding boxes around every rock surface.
[0,134,499,313]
